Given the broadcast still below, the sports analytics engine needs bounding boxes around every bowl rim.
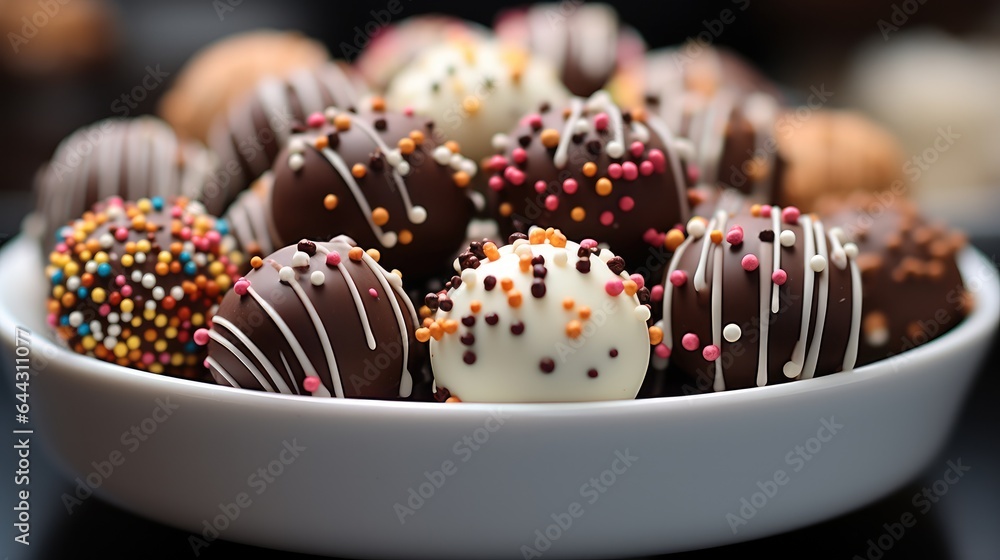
[1,234,996,418]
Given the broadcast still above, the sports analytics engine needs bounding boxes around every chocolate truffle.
[269,100,477,281]
[206,62,366,213]
[385,40,570,164]
[491,92,692,269]
[651,202,863,392]
[818,193,970,366]
[35,116,217,249]
[45,197,243,379]
[158,30,330,143]
[495,2,646,97]
[222,172,278,264]
[197,236,421,399]
[0,0,117,78]
[419,228,654,403]
[355,15,492,92]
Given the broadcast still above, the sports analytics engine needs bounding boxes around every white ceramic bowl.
[1,233,996,559]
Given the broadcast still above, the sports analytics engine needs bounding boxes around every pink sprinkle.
[171,206,183,218]
[654,344,670,359]
[142,353,156,365]
[326,251,342,266]
[504,166,525,186]
[599,211,614,226]
[682,333,700,351]
[562,178,578,194]
[619,196,635,212]
[55,242,68,253]
[594,112,609,131]
[605,279,624,296]
[630,274,645,290]
[99,304,110,316]
[47,314,57,327]
[648,149,666,173]
[534,180,548,194]
[488,155,508,171]
[108,196,124,206]
[545,195,559,211]
[489,176,505,191]
[726,226,744,245]
[403,107,414,117]
[525,114,543,129]
[179,226,192,240]
[303,376,321,393]
[687,164,700,184]
[630,141,645,157]
[760,205,773,218]
[512,147,528,164]
[159,352,171,364]
[741,254,759,272]
[203,359,211,369]
[622,161,638,181]
[120,285,133,297]
[194,237,210,252]
[670,270,688,287]
[193,328,209,345]
[205,231,221,245]
[114,227,129,241]
[608,163,623,179]
[580,239,598,250]
[115,275,126,286]
[703,345,721,361]
[369,288,379,298]
[307,112,326,128]
[234,279,250,296]
[772,269,788,286]
[639,160,654,176]
[650,284,664,302]
[643,228,664,246]
[782,206,801,225]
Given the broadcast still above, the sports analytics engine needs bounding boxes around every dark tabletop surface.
[0,190,998,560]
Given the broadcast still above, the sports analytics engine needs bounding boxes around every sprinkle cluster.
[46,197,242,377]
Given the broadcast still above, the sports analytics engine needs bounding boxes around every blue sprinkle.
[51,271,64,284]
[151,196,164,211]
[77,287,89,299]
[184,341,198,353]
[179,252,191,263]
[60,316,70,326]
[184,261,197,275]
[97,262,112,277]
[77,324,91,336]
[215,219,229,236]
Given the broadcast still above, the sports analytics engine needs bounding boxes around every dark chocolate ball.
[491,92,692,270]
[198,236,423,399]
[269,100,477,281]
[35,116,216,249]
[222,172,278,265]
[652,203,863,391]
[818,193,970,366]
[206,63,365,213]
[45,196,243,380]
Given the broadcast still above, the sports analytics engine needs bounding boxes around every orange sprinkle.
[398,229,413,245]
[623,280,638,296]
[415,328,430,343]
[500,277,514,291]
[566,320,582,338]
[428,322,443,340]
[540,128,560,148]
[421,316,433,327]
[649,326,664,346]
[462,96,481,115]
[314,135,329,150]
[571,207,586,222]
[519,254,531,272]
[333,113,351,131]
[409,130,425,144]
[453,171,470,187]
[562,297,575,310]
[483,242,500,261]
[665,229,685,251]
[370,97,386,112]
[470,300,482,313]
[499,203,513,217]
[442,319,459,334]
[351,163,367,178]
[250,256,262,269]
[710,230,723,245]
[595,178,613,196]
[366,249,381,262]
[550,231,567,248]
[445,396,462,403]
[508,290,523,308]
[348,247,364,262]
[445,141,460,154]
[155,262,169,276]
[398,137,415,155]
[582,162,597,177]
[578,306,591,320]
[750,204,762,218]
[372,207,390,226]
[529,228,546,245]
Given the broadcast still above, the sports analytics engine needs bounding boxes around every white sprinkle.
[84,261,98,274]
[107,324,121,337]
[461,268,477,288]
[511,238,529,250]
[93,332,104,342]
[381,232,398,248]
[104,337,117,350]
[783,362,800,378]
[152,287,165,300]
[310,271,325,286]
[779,230,796,247]
[278,266,295,283]
[288,138,306,154]
[291,251,310,268]
[606,141,625,158]
[844,243,859,259]
[324,107,338,121]
[433,146,452,165]
[866,326,889,347]
[634,305,651,321]
[288,153,305,171]
[141,273,156,289]
[107,312,119,324]
[573,118,589,135]
[170,286,184,301]
[66,276,80,291]
[810,255,827,272]
[514,244,533,257]
[120,313,132,322]
[491,133,509,151]
[194,254,207,266]
[397,161,411,176]
[449,154,465,170]
[687,218,707,239]
[723,323,742,343]
[386,150,403,166]
[89,320,101,333]
[131,270,143,282]
[410,206,427,224]
[460,159,477,176]
[145,300,156,311]
[68,311,83,327]
[134,252,146,264]
[99,233,115,248]
[553,251,568,266]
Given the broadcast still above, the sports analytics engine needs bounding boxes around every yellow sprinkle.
[192,313,205,327]
[143,309,156,321]
[529,228,546,245]
[113,343,128,358]
[216,275,231,292]
[136,240,151,253]
[710,230,723,245]
[149,363,164,374]
[665,229,685,251]
[91,288,106,304]
[334,114,352,131]
[170,353,184,367]
[126,336,141,350]
[154,315,168,328]
[154,340,168,352]
[52,286,65,299]
[164,327,178,340]
[81,336,96,350]
[64,262,79,276]
[120,299,134,314]
[366,248,381,262]
[649,326,664,346]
